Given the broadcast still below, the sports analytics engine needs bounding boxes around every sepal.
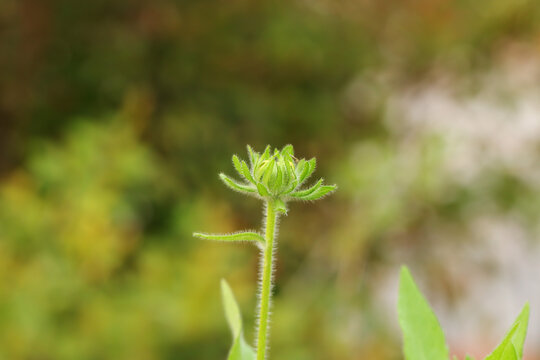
[289,180,337,201]
[246,145,259,167]
[293,184,336,201]
[274,198,288,215]
[297,158,316,186]
[219,173,257,196]
[291,179,323,198]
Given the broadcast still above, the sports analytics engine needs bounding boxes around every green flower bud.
[219,145,337,213]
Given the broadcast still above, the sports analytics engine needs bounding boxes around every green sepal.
[281,179,298,195]
[277,154,288,187]
[292,184,336,201]
[232,155,244,178]
[484,303,529,360]
[283,155,296,183]
[398,266,449,360]
[221,280,256,360]
[256,183,270,197]
[247,145,259,167]
[294,159,307,181]
[281,144,294,157]
[193,231,264,247]
[260,146,271,162]
[254,158,273,182]
[232,155,256,184]
[272,159,283,192]
[261,159,275,188]
[274,198,288,215]
[240,160,255,184]
[290,179,323,198]
[298,158,316,186]
[219,174,257,195]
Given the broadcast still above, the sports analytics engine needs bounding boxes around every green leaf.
[398,266,449,360]
[485,303,530,360]
[193,231,265,247]
[222,280,242,339]
[465,356,476,360]
[486,341,519,360]
[509,303,530,359]
[219,173,257,195]
[221,280,256,360]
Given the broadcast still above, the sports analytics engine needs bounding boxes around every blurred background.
[1,0,540,359]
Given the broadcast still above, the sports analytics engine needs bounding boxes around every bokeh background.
[1,0,540,359]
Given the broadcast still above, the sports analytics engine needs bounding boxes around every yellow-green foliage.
[0,119,208,359]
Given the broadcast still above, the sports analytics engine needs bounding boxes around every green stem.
[256,200,278,360]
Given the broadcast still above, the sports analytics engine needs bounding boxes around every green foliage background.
[1,0,540,359]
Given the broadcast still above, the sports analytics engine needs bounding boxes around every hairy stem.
[256,200,278,360]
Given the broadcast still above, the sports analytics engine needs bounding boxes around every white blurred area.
[369,44,540,359]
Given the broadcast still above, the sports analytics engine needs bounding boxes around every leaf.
[486,341,519,360]
[221,280,256,360]
[509,303,530,359]
[484,303,530,360]
[219,173,257,195]
[193,231,264,247]
[222,279,242,339]
[398,266,449,360]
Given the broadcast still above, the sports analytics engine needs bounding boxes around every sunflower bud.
[219,145,337,214]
